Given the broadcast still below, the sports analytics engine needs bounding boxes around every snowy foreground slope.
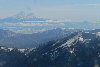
[0,30,100,67]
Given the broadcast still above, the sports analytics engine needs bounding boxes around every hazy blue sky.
[0,0,100,22]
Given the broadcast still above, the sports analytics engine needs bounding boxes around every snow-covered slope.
[0,30,100,67]
[27,31,100,67]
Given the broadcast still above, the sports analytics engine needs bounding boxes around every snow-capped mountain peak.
[14,11,36,19]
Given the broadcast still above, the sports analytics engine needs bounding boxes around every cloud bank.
[88,4,100,6]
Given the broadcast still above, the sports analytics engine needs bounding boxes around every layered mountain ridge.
[0,28,80,48]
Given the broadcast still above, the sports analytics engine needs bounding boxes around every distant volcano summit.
[0,11,47,23]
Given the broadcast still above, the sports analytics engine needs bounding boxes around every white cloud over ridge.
[3,22,51,27]
[88,4,100,6]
